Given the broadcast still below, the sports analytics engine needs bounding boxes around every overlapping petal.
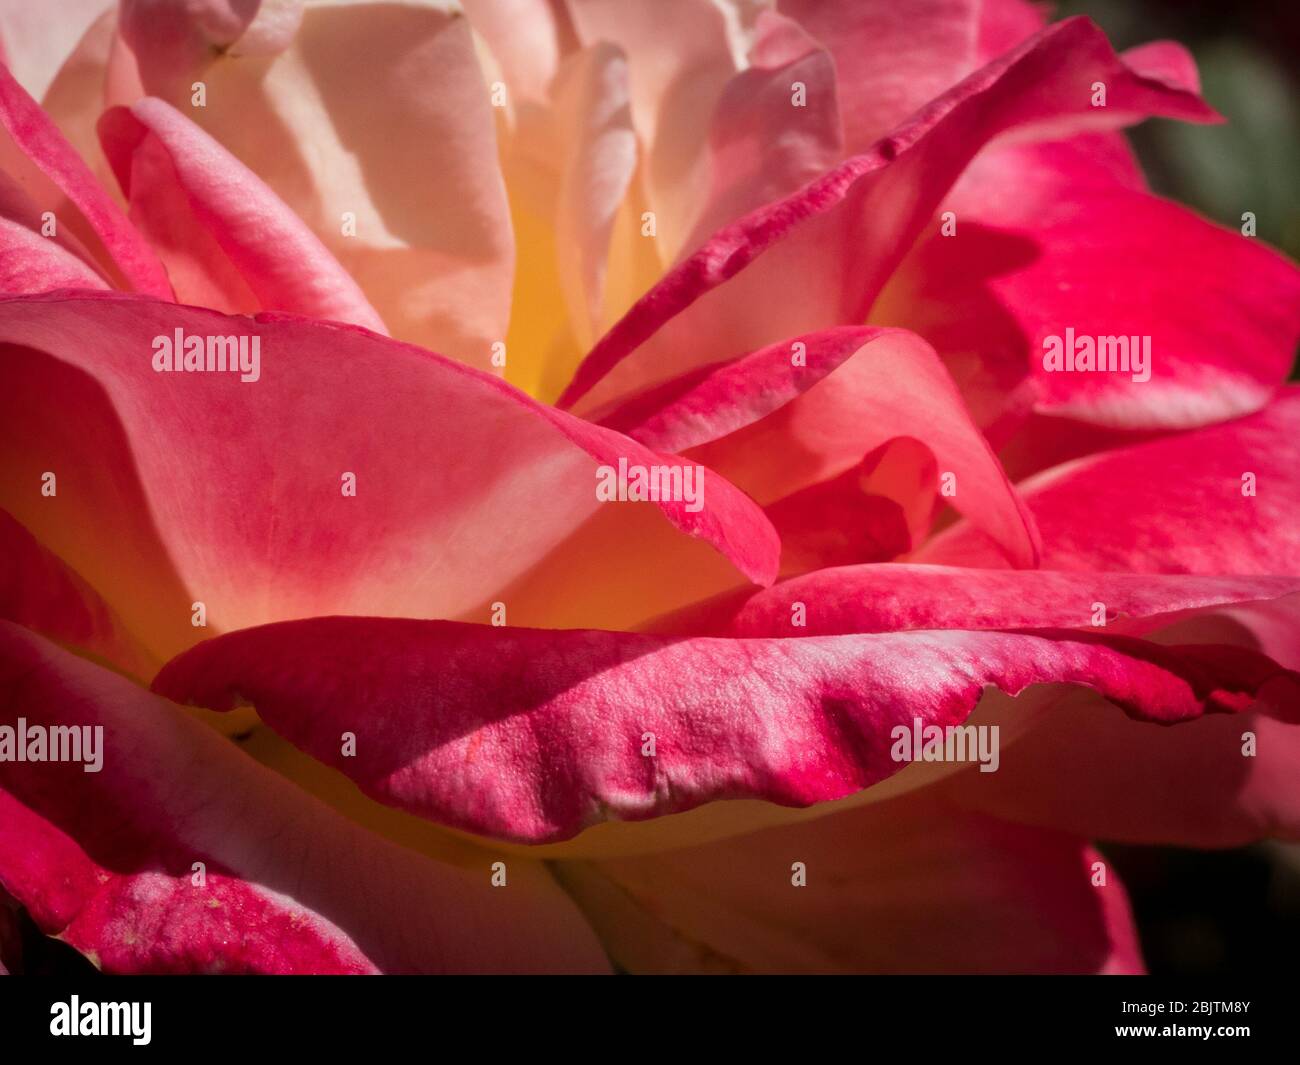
[566,0,741,260]
[116,0,513,367]
[557,17,1215,413]
[0,508,150,676]
[98,97,388,330]
[659,563,1300,639]
[0,622,609,973]
[596,325,1040,568]
[942,694,1300,850]
[0,292,777,660]
[878,136,1300,435]
[776,0,981,154]
[0,60,169,295]
[920,391,1300,574]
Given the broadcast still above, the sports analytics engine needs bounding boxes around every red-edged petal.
[152,613,1298,844]
[882,136,1300,435]
[0,61,169,295]
[0,789,378,974]
[98,98,387,332]
[920,390,1300,574]
[0,622,608,973]
[556,17,1215,412]
[0,292,777,660]
[598,326,1041,568]
[663,564,1300,639]
[560,792,1142,973]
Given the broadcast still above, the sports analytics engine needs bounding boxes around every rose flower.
[0,0,1297,975]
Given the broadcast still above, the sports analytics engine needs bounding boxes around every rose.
[0,0,1297,975]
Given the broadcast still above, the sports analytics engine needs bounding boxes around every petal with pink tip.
[882,138,1300,434]
[0,292,777,660]
[117,0,512,367]
[705,565,1300,638]
[98,99,388,331]
[598,326,1040,568]
[0,62,169,295]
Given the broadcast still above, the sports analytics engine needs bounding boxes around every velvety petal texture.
[153,613,1298,844]
[2,0,1297,976]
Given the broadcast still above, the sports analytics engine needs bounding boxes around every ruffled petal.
[662,563,1300,639]
[551,45,638,350]
[152,613,1297,844]
[566,0,741,259]
[879,136,1300,434]
[597,325,1040,568]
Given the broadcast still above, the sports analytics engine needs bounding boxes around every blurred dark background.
[1064,0,1300,974]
